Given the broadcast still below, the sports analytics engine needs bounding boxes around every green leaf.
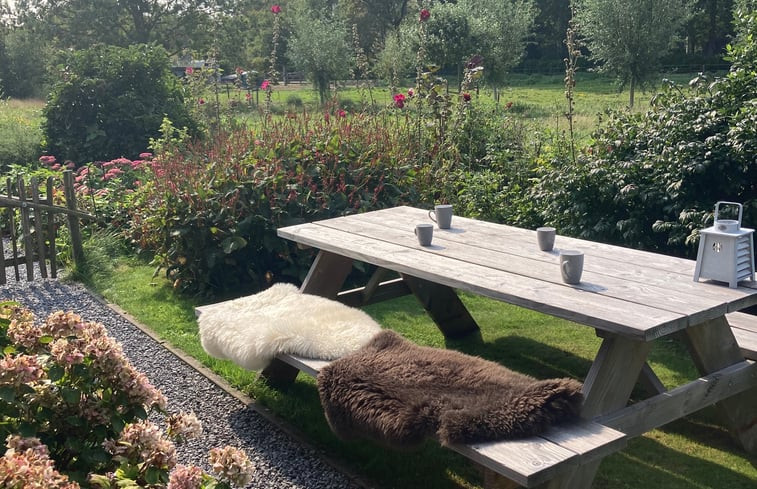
[111,414,125,433]
[38,335,54,345]
[18,421,36,437]
[47,364,65,381]
[221,236,248,254]
[3,345,17,356]
[65,415,83,427]
[61,386,82,404]
[0,386,15,403]
[144,466,165,485]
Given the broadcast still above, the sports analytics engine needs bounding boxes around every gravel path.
[0,270,365,489]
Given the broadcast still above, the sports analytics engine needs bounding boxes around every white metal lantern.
[693,201,755,288]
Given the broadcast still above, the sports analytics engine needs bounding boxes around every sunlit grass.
[80,250,757,489]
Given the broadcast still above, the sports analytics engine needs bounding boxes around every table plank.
[339,207,757,310]
[278,224,686,340]
[313,213,729,324]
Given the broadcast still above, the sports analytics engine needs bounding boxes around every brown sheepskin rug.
[317,330,583,449]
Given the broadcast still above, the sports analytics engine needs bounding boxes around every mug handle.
[428,209,437,222]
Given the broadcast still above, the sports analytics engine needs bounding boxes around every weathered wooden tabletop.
[278,205,757,341]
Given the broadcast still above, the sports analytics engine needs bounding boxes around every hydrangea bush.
[0,302,254,488]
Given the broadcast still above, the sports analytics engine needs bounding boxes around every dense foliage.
[42,44,198,164]
[532,0,757,257]
[125,114,425,296]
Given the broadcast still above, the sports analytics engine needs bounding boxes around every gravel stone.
[0,274,365,489]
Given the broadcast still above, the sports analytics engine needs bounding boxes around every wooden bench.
[276,353,627,488]
[727,312,757,361]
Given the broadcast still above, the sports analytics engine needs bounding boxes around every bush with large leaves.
[533,1,757,257]
[43,44,198,164]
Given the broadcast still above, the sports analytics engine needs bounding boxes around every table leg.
[683,316,757,453]
[260,250,354,386]
[552,333,652,488]
[400,273,480,339]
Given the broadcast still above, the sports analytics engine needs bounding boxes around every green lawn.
[80,252,757,489]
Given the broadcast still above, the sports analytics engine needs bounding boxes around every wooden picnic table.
[274,205,757,488]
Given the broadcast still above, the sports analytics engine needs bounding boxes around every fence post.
[17,176,34,281]
[30,177,48,279]
[6,178,20,281]
[46,177,57,279]
[63,171,84,267]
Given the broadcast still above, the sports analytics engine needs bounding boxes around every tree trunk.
[629,77,636,108]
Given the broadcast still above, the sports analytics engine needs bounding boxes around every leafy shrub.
[126,114,424,296]
[0,303,254,488]
[531,3,757,257]
[285,94,304,107]
[42,44,198,164]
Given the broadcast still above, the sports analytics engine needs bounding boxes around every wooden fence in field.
[0,170,93,285]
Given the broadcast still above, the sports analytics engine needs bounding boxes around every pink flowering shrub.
[0,303,255,488]
[0,435,80,488]
[126,112,425,296]
[69,156,151,234]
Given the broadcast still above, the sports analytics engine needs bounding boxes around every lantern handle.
[714,201,743,225]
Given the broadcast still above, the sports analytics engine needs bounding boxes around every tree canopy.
[575,0,694,106]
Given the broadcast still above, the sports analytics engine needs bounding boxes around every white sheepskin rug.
[197,283,382,371]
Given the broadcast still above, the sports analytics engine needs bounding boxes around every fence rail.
[0,170,93,285]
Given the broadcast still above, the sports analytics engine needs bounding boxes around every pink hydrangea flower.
[166,412,203,443]
[209,446,255,487]
[168,464,205,489]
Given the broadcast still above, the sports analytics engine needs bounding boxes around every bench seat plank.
[274,352,626,488]
[727,312,757,360]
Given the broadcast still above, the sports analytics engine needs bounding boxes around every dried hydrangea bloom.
[0,354,45,386]
[208,446,255,487]
[167,464,206,489]
[106,420,177,470]
[0,436,80,488]
[166,412,203,443]
[42,311,88,339]
[7,312,42,350]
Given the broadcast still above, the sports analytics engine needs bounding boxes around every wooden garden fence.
[0,170,93,285]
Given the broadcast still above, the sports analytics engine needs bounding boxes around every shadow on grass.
[445,333,593,381]
[232,379,482,489]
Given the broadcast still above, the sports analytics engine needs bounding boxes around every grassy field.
[1,71,698,168]
[0,98,44,168]
[76,245,757,489]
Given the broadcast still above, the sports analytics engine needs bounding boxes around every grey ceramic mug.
[415,223,434,246]
[560,250,584,284]
[536,226,556,251]
[429,204,453,229]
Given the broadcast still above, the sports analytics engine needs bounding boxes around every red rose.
[271,5,281,14]
[419,9,430,22]
[462,92,471,102]
[393,93,406,108]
